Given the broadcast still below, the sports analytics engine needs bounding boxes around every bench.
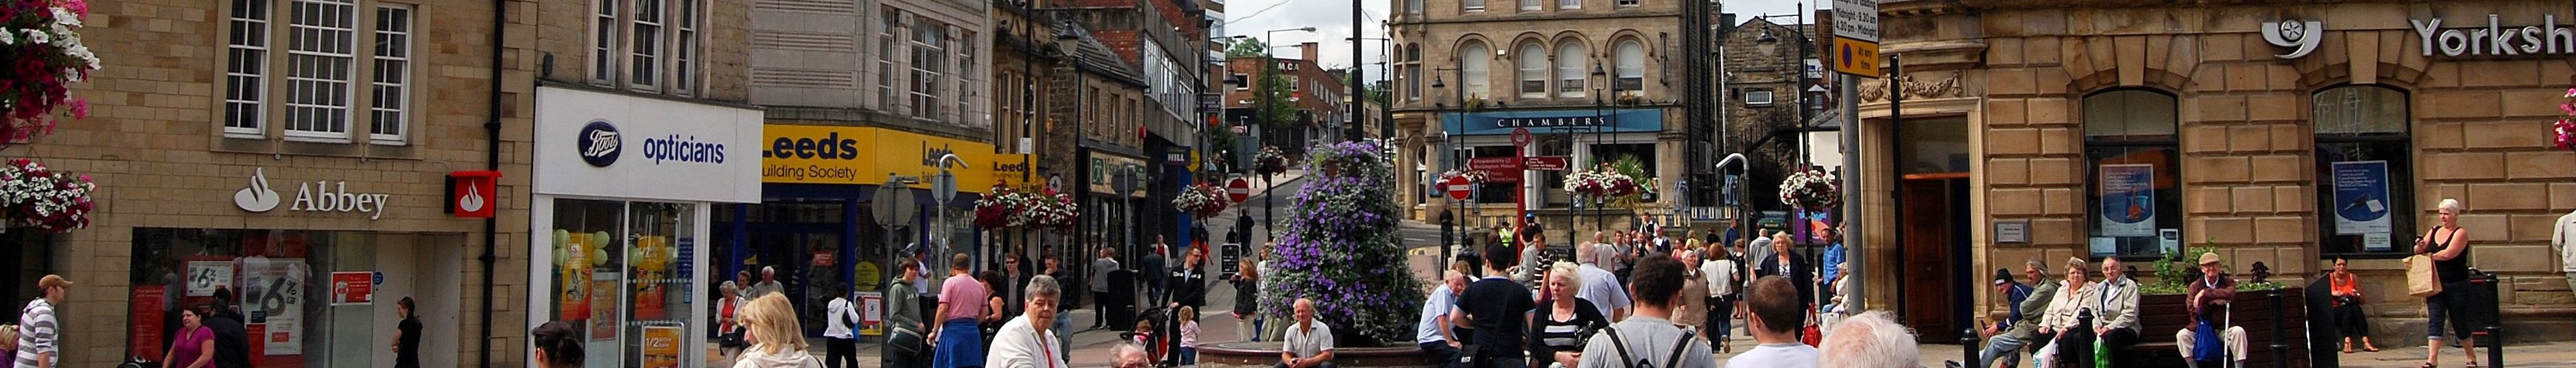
[2120,287,2310,368]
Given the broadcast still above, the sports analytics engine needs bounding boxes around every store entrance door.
[1898,173,1970,343]
[741,222,849,336]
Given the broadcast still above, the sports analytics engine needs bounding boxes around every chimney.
[1300,42,1319,62]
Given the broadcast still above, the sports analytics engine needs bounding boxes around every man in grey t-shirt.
[1581,255,1715,368]
[1090,247,1121,329]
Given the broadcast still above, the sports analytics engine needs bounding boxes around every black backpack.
[1600,325,1699,368]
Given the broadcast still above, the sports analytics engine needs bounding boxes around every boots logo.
[2263,19,2323,59]
[234,168,282,212]
[578,120,622,167]
[232,168,394,220]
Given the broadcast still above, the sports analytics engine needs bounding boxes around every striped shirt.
[17,299,57,367]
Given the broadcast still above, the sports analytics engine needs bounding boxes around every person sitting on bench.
[2174,253,2244,368]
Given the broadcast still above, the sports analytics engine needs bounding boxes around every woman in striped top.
[1528,262,1606,368]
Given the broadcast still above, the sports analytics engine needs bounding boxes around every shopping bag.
[2093,337,2112,368]
[2406,255,2443,298]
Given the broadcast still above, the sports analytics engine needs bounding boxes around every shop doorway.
[1898,175,1971,342]
[372,235,463,368]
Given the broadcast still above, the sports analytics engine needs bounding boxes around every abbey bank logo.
[2266,15,2576,59]
[233,168,394,220]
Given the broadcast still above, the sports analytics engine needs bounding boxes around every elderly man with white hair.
[748,266,784,298]
[1112,343,1153,368]
[1818,311,1921,368]
[1279,299,1337,368]
[1577,243,1634,322]
[1417,271,1469,368]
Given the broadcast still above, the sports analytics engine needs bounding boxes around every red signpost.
[1445,175,1474,201]
[1225,177,1253,203]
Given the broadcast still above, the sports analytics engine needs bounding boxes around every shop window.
[546,199,698,367]
[127,229,384,367]
[2313,85,2414,256]
[2082,89,2181,259]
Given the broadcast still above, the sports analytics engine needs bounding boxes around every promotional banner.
[330,271,373,305]
[2331,161,2393,237]
[187,261,235,297]
[591,275,622,341]
[240,257,307,355]
[858,292,885,337]
[131,285,167,359]
[640,326,682,368]
[2096,164,2157,237]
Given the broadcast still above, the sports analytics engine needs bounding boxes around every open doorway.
[1890,116,1972,343]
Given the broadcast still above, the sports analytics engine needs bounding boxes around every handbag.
[2405,255,2443,298]
[719,330,747,348]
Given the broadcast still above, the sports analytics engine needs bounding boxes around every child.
[1,324,18,368]
[1177,306,1200,367]
[1130,319,1157,353]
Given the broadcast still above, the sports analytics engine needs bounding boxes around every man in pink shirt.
[933,253,991,368]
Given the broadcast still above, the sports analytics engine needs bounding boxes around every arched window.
[2082,89,2180,258]
[1459,43,1491,99]
[1613,39,1644,92]
[1516,42,1545,98]
[2313,85,2413,255]
[1554,41,1587,98]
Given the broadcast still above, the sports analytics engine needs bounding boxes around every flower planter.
[2128,287,2311,368]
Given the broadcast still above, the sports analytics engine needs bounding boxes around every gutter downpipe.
[480,0,506,366]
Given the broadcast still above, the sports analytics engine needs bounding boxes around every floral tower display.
[1261,140,1423,345]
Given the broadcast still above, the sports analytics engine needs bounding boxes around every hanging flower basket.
[0,158,91,233]
[1561,164,1639,199]
[1173,182,1232,219]
[1031,191,1080,233]
[0,0,99,146]
[2552,87,2575,151]
[1437,169,1489,186]
[1254,145,1289,176]
[972,183,1024,229]
[1779,169,1840,211]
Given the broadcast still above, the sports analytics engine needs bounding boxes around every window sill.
[223,131,266,140]
[283,135,354,144]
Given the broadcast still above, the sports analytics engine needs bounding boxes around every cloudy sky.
[1221,0,1827,80]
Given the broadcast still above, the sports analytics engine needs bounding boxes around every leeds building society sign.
[2265,14,2576,59]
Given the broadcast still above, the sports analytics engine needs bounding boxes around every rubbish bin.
[1109,269,1139,330]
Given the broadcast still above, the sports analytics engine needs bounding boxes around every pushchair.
[1121,305,1189,367]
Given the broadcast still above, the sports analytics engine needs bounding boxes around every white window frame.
[1519,0,1539,11]
[1557,0,1577,10]
[957,29,975,123]
[1464,0,1485,11]
[590,0,620,85]
[1460,43,1490,99]
[1232,73,1250,90]
[629,0,664,91]
[369,5,414,144]
[910,19,946,120]
[672,0,700,95]
[879,9,902,114]
[1745,89,1774,106]
[1616,0,1637,6]
[223,0,273,138]
[1515,43,1544,98]
[283,0,359,141]
[1555,43,1587,98]
[1613,39,1644,93]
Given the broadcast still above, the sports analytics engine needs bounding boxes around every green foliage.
[2142,239,2287,295]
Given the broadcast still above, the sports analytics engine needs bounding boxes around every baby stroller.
[1123,305,1185,367]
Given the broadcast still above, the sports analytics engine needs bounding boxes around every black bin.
[1107,269,1138,329]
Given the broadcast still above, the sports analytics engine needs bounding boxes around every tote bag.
[2405,255,2443,298]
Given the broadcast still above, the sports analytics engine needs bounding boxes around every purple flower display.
[1257,139,1425,345]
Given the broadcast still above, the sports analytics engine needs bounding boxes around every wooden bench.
[2120,287,2310,368]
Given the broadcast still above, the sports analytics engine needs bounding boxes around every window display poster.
[2097,164,2157,237]
[330,271,374,305]
[131,285,167,359]
[557,229,592,321]
[858,292,884,337]
[640,326,682,368]
[2332,161,2393,235]
[591,275,622,341]
[240,257,307,355]
[187,261,235,297]
[2365,232,2395,252]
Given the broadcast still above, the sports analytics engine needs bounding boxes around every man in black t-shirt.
[205,289,253,368]
[1454,244,1536,368]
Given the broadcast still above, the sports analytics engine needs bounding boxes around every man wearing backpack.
[1579,255,1716,368]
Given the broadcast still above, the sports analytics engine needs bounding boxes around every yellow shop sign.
[759,125,1004,192]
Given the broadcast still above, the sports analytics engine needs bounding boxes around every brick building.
[37,0,542,366]
[1858,0,2576,345]
[1386,0,1708,235]
[1222,43,1355,157]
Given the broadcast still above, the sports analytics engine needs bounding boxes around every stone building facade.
[1719,18,1820,219]
[33,0,550,365]
[1856,0,2576,344]
[1387,0,1699,235]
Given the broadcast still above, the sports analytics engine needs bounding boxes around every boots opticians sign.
[233,168,394,220]
[2265,15,2576,59]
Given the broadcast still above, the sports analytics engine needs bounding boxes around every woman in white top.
[2033,257,2098,368]
[988,275,1071,368]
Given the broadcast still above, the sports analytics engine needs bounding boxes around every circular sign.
[1225,178,1253,203]
[1509,127,1533,147]
[1445,175,1473,201]
[576,120,622,167]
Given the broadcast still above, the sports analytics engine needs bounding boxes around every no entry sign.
[1445,175,1473,201]
[1225,177,1253,203]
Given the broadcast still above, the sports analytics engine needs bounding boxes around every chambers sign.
[760,125,1011,191]
[2265,14,2576,59]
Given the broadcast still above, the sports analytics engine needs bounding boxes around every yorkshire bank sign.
[2263,14,2576,59]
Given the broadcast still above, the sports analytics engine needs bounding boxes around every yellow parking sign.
[1830,37,1881,77]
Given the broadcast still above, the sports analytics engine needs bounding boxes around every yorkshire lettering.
[640,134,728,165]
[2412,15,2575,57]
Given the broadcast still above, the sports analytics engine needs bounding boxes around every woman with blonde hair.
[2417,198,2477,368]
[734,294,823,368]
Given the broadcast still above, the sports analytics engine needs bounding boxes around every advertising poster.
[131,285,167,359]
[2332,161,2394,236]
[591,275,622,341]
[2096,164,2157,237]
[858,292,884,336]
[557,230,592,321]
[187,261,235,297]
[639,326,682,368]
[330,272,373,305]
[240,257,307,355]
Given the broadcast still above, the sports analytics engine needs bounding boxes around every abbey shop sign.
[233,168,395,220]
[2265,15,2576,59]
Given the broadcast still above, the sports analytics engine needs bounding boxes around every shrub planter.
[1196,341,1437,368]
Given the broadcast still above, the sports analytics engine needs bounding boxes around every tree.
[1260,140,1423,345]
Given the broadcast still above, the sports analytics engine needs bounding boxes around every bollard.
[2076,309,2096,367]
[2471,271,2503,368]
[2269,289,2287,368]
[1962,327,1980,368]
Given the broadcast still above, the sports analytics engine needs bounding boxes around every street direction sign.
[1468,157,1523,171]
[1225,177,1253,203]
[1445,176,1473,201]
[1523,156,1569,171]
[1831,0,1880,42]
[1831,37,1882,77]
